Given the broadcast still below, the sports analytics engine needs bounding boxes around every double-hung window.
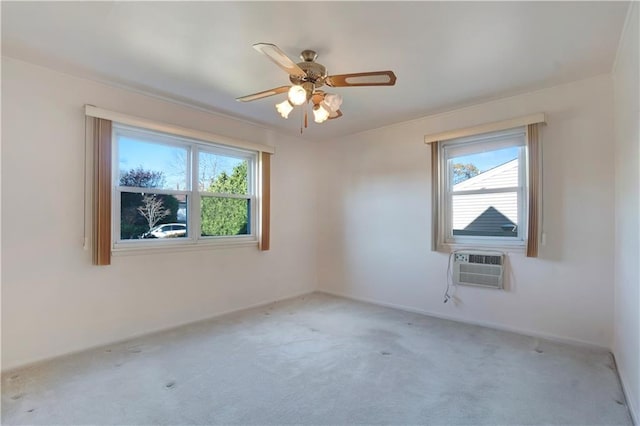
[427,114,543,256]
[113,124,257,249]
[439,127,527,248]
[87,105,272,265]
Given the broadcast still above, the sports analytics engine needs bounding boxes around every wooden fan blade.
[326,71,396,87]
[236,86,290,102]
[253,43,306,77]
[329,109,343,120]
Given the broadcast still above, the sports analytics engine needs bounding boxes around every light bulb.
[288,85,308,106]
[275,99,293,119]
[313,103,331,124]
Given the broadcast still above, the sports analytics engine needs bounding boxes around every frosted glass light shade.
[288,85,308,106]
[313,103,331,123]
[323,93,343,112]
[275,100,293,118]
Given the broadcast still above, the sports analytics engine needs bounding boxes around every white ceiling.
[1,1,629,141]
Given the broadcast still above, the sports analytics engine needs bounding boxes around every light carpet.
[1,293,633,425]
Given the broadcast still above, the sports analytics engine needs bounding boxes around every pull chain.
[299,103,309,134]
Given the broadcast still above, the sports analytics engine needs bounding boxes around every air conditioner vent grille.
[468,254,502,265]
[453,251,505,289]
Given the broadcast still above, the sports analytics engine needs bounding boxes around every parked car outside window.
[142,223,187,239]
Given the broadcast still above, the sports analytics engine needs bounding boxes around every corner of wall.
[612,1,640,422]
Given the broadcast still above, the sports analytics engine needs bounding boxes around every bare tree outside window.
[137,194,171,231]
[170,151,222,191]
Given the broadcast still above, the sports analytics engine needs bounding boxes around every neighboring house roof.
[454,159,518,191]
[453,206,517,237]
[452,159,519,236]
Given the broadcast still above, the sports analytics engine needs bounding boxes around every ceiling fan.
[237,43,397,130]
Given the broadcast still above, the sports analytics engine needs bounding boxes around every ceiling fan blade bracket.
[329,109,343,120]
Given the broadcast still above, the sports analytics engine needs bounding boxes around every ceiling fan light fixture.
[323,93,343,113]
[313,103,331,123]
[288,85,308,106]
[239,43,396,130]
[275,99,294,118]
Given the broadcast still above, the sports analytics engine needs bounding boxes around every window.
[426,114,543,257]
[113,124,257,248]
[87,105,273,265]
[439,128,527,248]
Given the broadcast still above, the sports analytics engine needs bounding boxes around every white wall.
[317,75,616,348]
[613,3,640,421]
[1,57,319,370]
[0,46,629,386]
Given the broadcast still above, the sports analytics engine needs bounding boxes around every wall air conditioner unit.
[453,252,505,289]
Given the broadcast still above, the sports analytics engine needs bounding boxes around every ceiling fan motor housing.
[290,50,327,88]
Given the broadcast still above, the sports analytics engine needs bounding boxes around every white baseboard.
[2,289,315,374]
[317,289,610,352]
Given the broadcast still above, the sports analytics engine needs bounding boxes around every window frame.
[111,123,259,252]
[194,144,257,242]
[438,127,528,250]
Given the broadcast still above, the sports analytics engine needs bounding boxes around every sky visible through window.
[119,136,240,190]
[452,146,519,174]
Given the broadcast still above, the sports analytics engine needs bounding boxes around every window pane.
[199,152,248,195]
[118,137,188,190]
[201,197,250,237]
[452,192,518,237]
[120,192,188,240]
[450,146,519,187]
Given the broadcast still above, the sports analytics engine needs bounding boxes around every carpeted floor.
[1,293,633,425]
